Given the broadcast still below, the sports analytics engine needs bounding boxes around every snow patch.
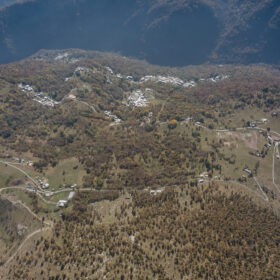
[18,83,34,92]
[201,74,229,83]
[150,189,164,195]
[130,235,135,243]
[67,94,76,100]
[19,83,59,107]
[74,66,90,75]
[32,93,60,107]
[116,73,123,79]
[105,66,114,74]
[55,52,69,61]
[140,75,196,88]
[17,224,28,236]
[104,111,122,123]
[126,76,134,81]
[68,191,75,200]
[126,89,153,107]
[183,80,197,88]
[54,52,80,63]
[69,58,80,64]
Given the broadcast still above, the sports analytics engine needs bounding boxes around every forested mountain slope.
[0,0,279,65]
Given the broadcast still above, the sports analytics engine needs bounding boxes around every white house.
[150,189,163,195]
[68,191,75,200]
[42,183,49,189]
[57,200,67,207]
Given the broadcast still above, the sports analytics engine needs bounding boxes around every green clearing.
[268,118,280,133]
[0,161,40,189]
[258,148,274,186]
[213,130,266,180]
[274,155,280,187]
[49,191,71,203]
[0,163,26,188]
[0,197,42,263]
[45,158,86,190]
[2,189,33,205]
[219,108,269,129]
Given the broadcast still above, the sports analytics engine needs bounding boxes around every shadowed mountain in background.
[0,0,26,8]
[0,0,279,66]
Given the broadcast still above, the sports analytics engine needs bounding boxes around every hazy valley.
[0,0,279,65]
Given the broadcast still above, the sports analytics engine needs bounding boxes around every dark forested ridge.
[0,0,279,66]
[3,186,280,279]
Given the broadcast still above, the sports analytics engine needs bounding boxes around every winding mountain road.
[0,160,39,187]
[209,179,269,202]
[0,193,53,269]
[2,226,51,268]
[253,177,269,201]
